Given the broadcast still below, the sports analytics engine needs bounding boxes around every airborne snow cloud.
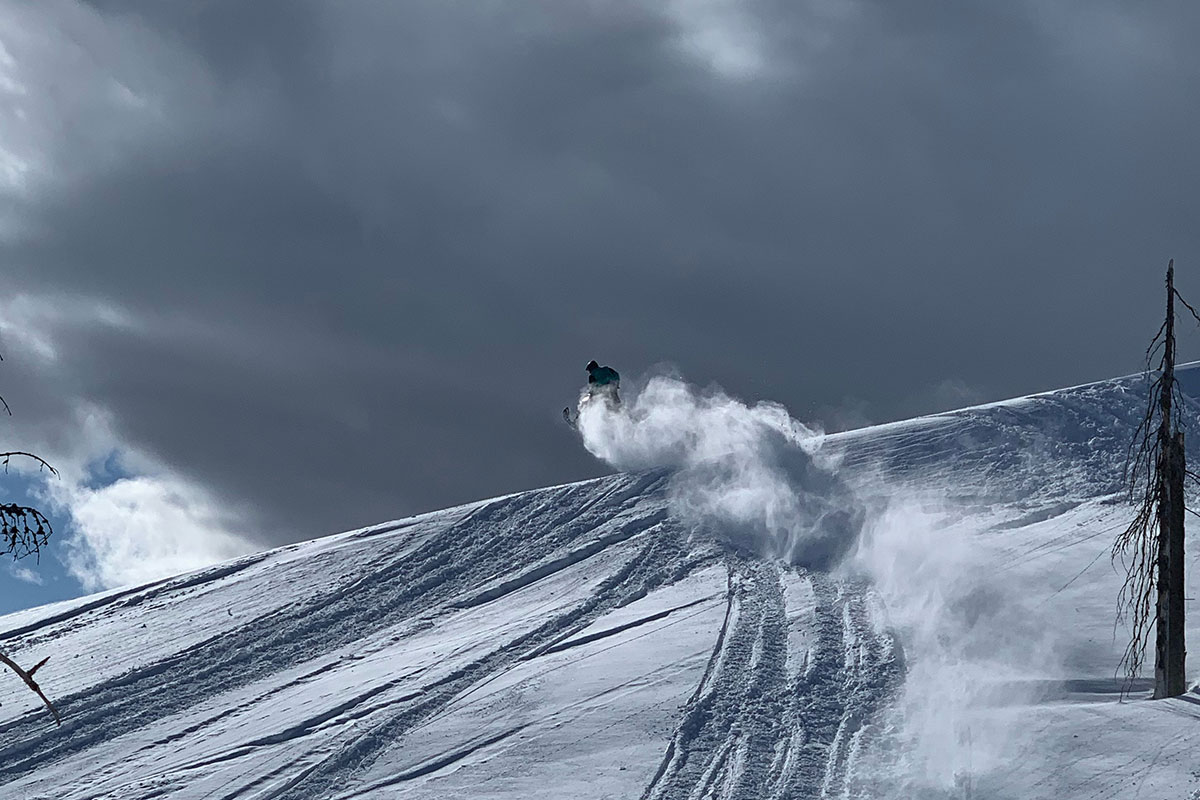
[852,499,1066,790]
[575,370,862,568]
[576,372,1071,792]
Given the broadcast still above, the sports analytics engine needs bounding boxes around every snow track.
[272,519,702,799]
[642,561,902,800]
[0,471,699,795]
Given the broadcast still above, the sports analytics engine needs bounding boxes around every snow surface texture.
[2,368,1200,798]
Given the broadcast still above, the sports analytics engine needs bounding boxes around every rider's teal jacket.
[588,365,620,386]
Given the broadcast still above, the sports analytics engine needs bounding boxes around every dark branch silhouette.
[0,503,52,562]
[0,451,59,477]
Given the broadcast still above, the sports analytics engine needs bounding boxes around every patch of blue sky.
[78,449,135,490]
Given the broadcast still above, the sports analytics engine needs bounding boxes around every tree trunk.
[1155,430,1187,698]
[1154,259,1187,698]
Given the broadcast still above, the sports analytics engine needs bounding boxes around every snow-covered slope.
[2,369,1200,799]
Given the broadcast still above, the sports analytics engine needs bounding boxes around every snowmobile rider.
[586,360,620,404]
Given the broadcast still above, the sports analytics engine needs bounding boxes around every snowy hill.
[1,369,1200,799]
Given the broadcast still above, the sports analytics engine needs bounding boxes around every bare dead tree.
[0,355,60,723]
[1113,259,1195,698]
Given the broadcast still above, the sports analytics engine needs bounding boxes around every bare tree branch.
[1175,288,1200,327]
[0,452,58,477]
[0,504,52,562]
[0,650,59,725]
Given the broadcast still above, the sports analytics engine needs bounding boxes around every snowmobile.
[563,360,620,427]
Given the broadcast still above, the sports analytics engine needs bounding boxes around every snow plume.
[576,370,1063,792]
[852,496,1063,794]
[575,371,863,568]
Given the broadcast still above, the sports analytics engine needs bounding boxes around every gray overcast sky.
[2,0,1199,585]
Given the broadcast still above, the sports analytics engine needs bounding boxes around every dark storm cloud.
[4,0,1200,544]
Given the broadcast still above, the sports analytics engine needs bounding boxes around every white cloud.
[667,0,767,79]
[9,564,44,586]
[0,292,136,363]
[0,1,213,207]
[51,473,254,592]
[664,0,857,82]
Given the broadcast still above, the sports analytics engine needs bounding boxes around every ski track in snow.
[3,369,1200,797]
[0,471,682,786]
[267,509,700,799]
[641,560,902,800]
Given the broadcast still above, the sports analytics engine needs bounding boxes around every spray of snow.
[851,497,1062,792]
[578,370,1063,794]
[575,371,861,568]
